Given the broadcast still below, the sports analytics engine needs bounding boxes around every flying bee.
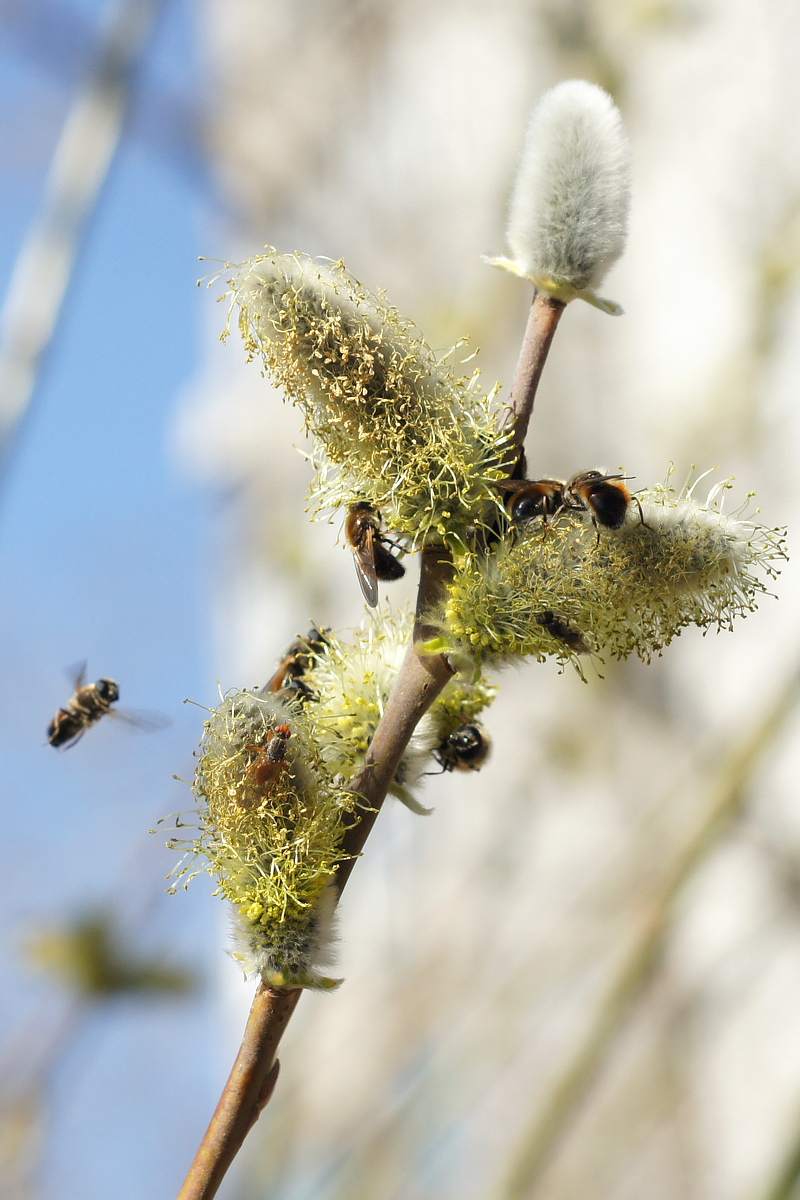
[564,469,647,537]
[432,723,492,773]
[47,668,169,749]
[345,502,405,608]
[48,675,119,748]
[245,724,291,789]
[536,610,591,656]
[497,478,566,527]
[263,627,329,700]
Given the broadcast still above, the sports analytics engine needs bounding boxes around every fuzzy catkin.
[173,691,358,989]
[487,80,630,313]
[296,610,497,811]
[433,484,785,672]
[227,251,512,549]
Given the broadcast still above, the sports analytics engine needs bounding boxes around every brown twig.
[502,291,566,468]
[175,287,562,1200]
[176,551,455,1200]
[335,546,456,889]
[176,989,299,1200]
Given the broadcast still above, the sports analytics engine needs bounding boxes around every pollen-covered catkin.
[175,691,359,989]
[486,79,630,314]
[226,251,512,550]
[432,483,785,672]
[296,610,497,812]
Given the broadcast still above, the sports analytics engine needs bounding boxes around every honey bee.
[433,723,492,773]
[564,470,646,535]
[500,478,566,526]
[263,627,329,700]
[345,502,405,607]
[536,610,590,655]
[245,724,291,789]
[47,667,170,748]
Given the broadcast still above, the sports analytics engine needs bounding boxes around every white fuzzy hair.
[231,882,341,989]
[634,499,755,581]
[505,79,630,297]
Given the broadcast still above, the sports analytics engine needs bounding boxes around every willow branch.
[502,291,565,467]
[175,550,455,1200]
[498,660,800,1200]
[335,546,456,888]
[176,988,298,1200]
[176,287,565,1200]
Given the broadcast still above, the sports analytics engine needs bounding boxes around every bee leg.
[540,500,566,539]
[508,446,527,481]
[633,497,652,531]
[424,761,448,777]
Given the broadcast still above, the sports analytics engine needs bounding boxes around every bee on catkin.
[178,690,359,989]
[429,478,785,673]
[295,609,497,814]
[226,251,513,550]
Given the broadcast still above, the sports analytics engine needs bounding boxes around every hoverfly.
[345,502,405,607]
[47,666,169,749]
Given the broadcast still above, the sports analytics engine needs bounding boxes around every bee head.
[441,723,491,770]
[95,679,120,703]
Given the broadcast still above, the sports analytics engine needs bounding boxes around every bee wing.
[66,660,87,690]
[108,708,172,732]
[352,528,380,607]
[263,655,293,694]
[495,479,531,494]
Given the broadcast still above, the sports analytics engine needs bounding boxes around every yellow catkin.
[225,251,513,549]
[173,690,359,989]
[433,484,786,672]
[284,610,497,809]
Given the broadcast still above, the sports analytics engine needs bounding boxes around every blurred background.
[3,1,800,1198]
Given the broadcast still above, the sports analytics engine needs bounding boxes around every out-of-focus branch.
[175,283,563,1200]
[759,1120,800,1200]
[498,660,800,1200]
[0,0,165,475]
[0,0,209,192]
[0,1002,84,1200]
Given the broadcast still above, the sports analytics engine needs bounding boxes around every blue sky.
[0,2,230,1196]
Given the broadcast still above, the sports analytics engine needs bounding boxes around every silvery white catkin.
[490,79,631,314]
